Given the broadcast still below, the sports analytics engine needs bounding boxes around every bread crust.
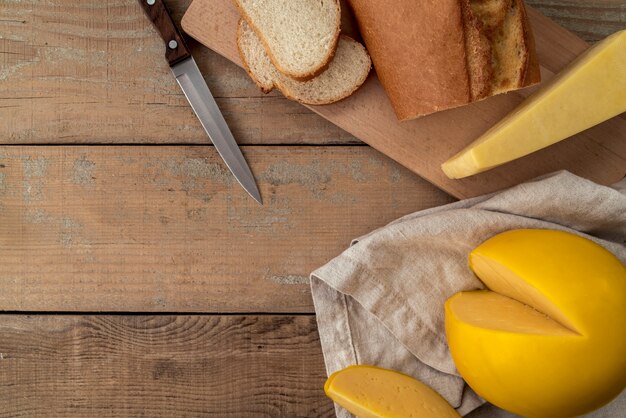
[237,19,371,105]
[460,0,494,100]
[348,0,472,121]
[276,36,370,105]
[516,0,541,86]
[347,0,541,121]
[231,0,341,81]
[236,19,276,94]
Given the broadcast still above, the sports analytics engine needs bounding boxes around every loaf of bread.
[237,20,371,105]
[346,0,541,120]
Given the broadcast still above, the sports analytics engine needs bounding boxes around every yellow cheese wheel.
[442,30,626,179]
[324,365,460,418]
[445,229,626,417]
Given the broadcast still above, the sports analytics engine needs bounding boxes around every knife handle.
[138,0,191,66]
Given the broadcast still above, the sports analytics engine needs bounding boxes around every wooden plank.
[0,314,333,417]
[181,0,626,200]
[0,0,358,145]
[526,0,626,42]
[0,146,454,312]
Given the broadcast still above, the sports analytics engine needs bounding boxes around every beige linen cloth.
[310,171,626,417]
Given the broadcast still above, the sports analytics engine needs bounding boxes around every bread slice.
[346,0,540,120]
[232,0,341,81]
[237,20,371,105]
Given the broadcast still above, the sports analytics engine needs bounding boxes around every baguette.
[346,0,541,120]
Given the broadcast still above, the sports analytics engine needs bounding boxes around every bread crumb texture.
[237,20,371,105]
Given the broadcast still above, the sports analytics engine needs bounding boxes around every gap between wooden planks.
[0,2,623,416]
[0,314,334,417]
[2,314,625,418]
[0,145,454,313]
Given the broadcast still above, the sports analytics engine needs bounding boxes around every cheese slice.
[446,291,577,336]
[442,30,626,179]
[324,365,460,418]
[445,229,626,417]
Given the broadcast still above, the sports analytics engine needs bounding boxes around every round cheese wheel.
[445,229,626,417]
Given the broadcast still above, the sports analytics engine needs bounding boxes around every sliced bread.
[232,0,341,80]
[237,20,371,105]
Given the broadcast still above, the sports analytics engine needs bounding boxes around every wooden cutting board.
[181,0,626,199]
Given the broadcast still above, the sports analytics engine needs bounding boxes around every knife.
[138,0,262,204]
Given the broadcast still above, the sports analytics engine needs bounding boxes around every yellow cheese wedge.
[445,229,626,417]
[442,30,626,179]
[324,365,460,418]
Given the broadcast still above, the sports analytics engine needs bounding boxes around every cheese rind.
[442,29,626,179]
[324,365,460,418]
[446,229,626,417]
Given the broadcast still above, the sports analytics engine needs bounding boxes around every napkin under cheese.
[311,171,626,417]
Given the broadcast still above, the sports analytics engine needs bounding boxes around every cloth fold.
[311,171,626,417]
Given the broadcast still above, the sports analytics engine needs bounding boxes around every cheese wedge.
[445,229,626,417]
[324,365,460,418]
[442,30,626,179]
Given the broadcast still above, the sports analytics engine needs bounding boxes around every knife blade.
[138,0,262,204]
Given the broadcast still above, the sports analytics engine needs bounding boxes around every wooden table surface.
[0,0,622,415]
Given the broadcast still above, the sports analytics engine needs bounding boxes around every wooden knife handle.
[138,0,191,66]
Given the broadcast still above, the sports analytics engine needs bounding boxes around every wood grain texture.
[0,315,333,417]
[0,146,454,312]
[0,0,358,145]
[526,0,625,42]
[0,3,623,416]
[181,0,626,199]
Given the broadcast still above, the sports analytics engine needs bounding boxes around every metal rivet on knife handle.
[137,0,191,66]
